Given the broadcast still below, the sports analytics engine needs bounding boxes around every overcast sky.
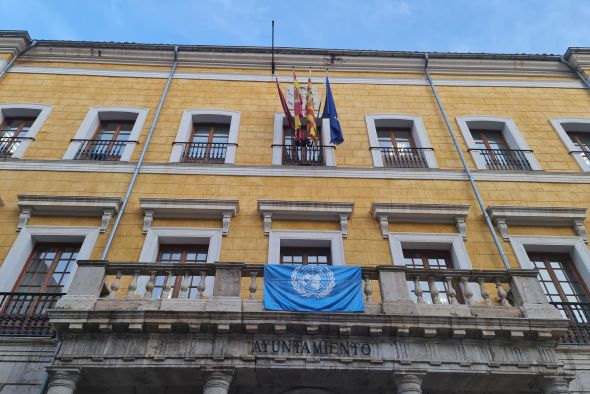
[3,0,589,54]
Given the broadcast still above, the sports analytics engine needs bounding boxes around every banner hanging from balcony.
[263,265,364,312]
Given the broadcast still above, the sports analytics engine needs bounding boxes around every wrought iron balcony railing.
[0,292,64,336]
[0,135,33,158]
[72,139,137,161]
[275,144,325,166]
[570,149,590,167]
[550,301,590,344]
[470,148,533,171]
[371,146,432,168]
[174,141,233,163]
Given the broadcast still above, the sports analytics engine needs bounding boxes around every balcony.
[72,139,137,161]
[175,141,231,163]
[374,147,431,168]
[0,135,33,158]
[276,144,325,166]
[471,148,533,171]
[551,301,590,344]
[0,292,63,336]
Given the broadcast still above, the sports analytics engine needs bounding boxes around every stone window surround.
[371,202,470,240]
[63,106,148,162]
[0,226,100,292]
[140,198,239,236]
[138,227,222,296]
[268,230,345,265]
[17,194,122,233]
[455,115,542,171]
[272,113,336,166]
[0,103,52,159]
[169,109,241,164]
[258,200,354,238]
[365,114,437,168]
[509,235,590,291]
[487,205,587,243]
[549,117,590,172]
[388,232,473,269]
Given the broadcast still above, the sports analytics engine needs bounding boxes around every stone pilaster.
[541,376,571,394]
[46,368,80,394]
[203,371,234,394]
[395,374,423,394]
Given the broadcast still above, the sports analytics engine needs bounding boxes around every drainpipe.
[0,39,37,79]
[100,45,179,260]
[559,56,590,90]
[423,53,511,271]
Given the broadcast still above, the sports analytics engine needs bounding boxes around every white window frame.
[0,103,52,159]
[509,235,590,291]
[268,230,345,265]
[365,114,437,168]
[138,227,223,296]
[388,232,472,269]
[549,118,590,172]
[63,106,148,162]
[0,226,100,292]
[169,109,240,164]
[456,116,542,170]
[272,113,335,166]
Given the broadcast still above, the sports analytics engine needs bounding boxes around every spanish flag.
[292,69,305,143]
[305,70,318,143]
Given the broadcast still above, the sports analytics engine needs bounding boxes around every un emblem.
[291,265,336,298]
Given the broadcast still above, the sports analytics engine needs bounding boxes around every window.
[549,119,590,171]
[170,109,240,164]
[272,114,335,166]
[456,116,541,171]
[74,120,134,161]
[403,249,459,304]
[181,123,229,163]
[13,244,80,293]
[64,106,148,162]
[0,104,52,159]
[280,246,332,265]
[151,244,208,299]
[365,114,436,169]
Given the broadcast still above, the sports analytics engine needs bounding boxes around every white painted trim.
[0,104,52,158]
[169,109,240,164]
[456,116,542,171]
[549,118,590,172]
[267,230,345,265]
[509,235,590,291]
[387,232,472,269]
[0,226,100,292]
[63,106,148,162]
[273,113,336,166]
[364,114,437,168]
[138,227,222,296]
[8,66,586,89]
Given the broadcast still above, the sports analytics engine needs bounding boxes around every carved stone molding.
[257,200,354,237]
[140,198,239,236]
[487,205,588,243]
[370,203,470,239]
[17,195,122,233]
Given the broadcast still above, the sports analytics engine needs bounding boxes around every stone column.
[203,371,234,394]
[395,374,423,394]
[46,368,80,394]
[541,376,571,394]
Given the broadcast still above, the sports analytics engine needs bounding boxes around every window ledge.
[487,205,587,242]
[371,203,470,239]
[17,195,122,233]
[257,200,354,237]
[139,198,240,236]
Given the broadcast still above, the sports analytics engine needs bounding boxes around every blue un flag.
[263,265,364,312]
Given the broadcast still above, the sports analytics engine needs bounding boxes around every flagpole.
[271,20,275,75]
[316,68,328,119]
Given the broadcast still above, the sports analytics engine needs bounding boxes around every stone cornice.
[0,31,31,56]
[17,194,121,233]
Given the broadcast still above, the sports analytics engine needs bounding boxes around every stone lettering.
[251,338,372,358]
[361,344,371,356]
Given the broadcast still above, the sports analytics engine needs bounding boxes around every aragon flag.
[275,74,295,131]
[292,69,306,143]
[305,70,318,143]
[322,77,344,145]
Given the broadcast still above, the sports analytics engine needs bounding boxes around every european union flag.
[263,265,364,312]
[321,77,344,145]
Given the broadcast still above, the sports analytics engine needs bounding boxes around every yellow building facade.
[0,31,590,393]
